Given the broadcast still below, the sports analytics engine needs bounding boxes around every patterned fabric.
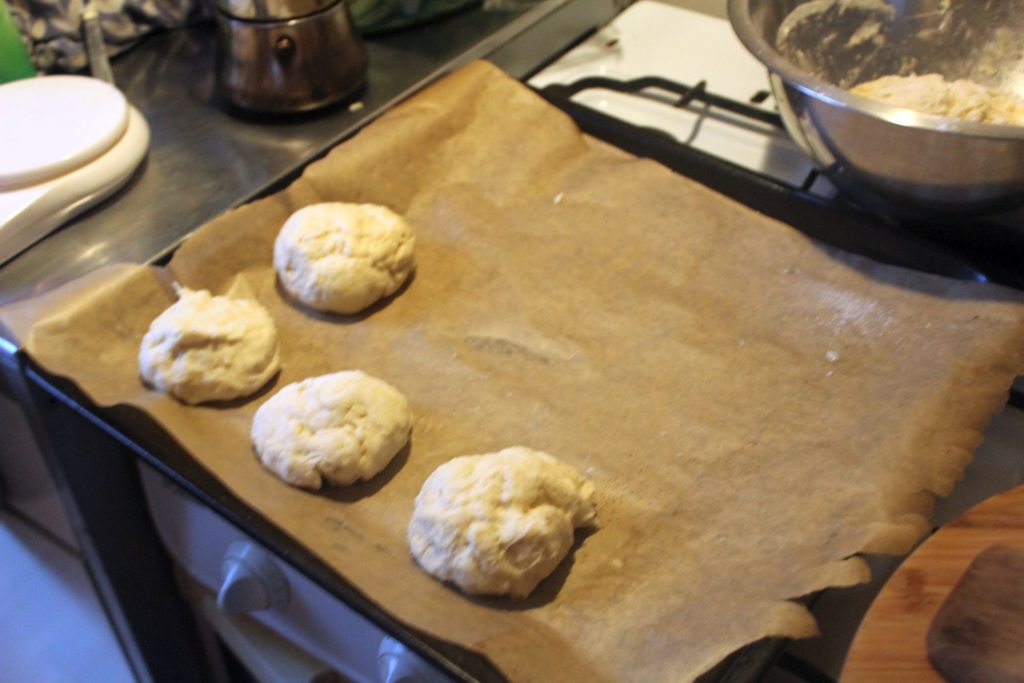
[7,0,208,72]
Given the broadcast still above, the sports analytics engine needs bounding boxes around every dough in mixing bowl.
[851,73,1024,125]
[251,370,412,489]
[139,287,280,404]
[274,202,415,314]
[408,447,597,598]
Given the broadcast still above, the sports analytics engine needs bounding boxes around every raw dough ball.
[408,447,597,598]
[251,370,412,489]
[139,288,280,404]
[273,202,415,314]
[851,74,1024,126]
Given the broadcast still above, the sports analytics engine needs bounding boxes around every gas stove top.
[532,1,821,189]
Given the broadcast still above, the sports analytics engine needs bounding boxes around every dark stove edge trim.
[15,361,213,682]
[21,357,502,683]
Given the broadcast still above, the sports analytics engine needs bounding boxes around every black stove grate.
[537,75,1024,293]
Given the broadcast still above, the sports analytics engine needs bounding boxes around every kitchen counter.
[0,0,623,310]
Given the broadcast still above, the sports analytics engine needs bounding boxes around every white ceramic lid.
[0,75,128,189]
[0,105,150,265]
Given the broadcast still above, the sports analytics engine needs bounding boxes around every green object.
[0,0,34,83]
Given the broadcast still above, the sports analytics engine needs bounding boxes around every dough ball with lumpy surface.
[408,447,597,598]
[273,202,415,314]
[138,288,280,404]
[251,370,412,489]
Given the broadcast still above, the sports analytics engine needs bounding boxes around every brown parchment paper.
[5,61,1024,682]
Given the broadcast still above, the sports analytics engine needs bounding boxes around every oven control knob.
[217,541,289,614]
[378,636,441,683]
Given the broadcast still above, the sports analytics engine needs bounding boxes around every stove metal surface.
[0,0,625,313]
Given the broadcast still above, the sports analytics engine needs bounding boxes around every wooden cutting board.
[927,544,1024,682]
[842,485,1024,682]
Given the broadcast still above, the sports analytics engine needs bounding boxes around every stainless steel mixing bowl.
[728,0,1024,218]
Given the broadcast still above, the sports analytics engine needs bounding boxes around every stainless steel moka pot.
[213,0,368,113]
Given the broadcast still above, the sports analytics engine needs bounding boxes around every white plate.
[0,105,149,265]
[0,75,128,189]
